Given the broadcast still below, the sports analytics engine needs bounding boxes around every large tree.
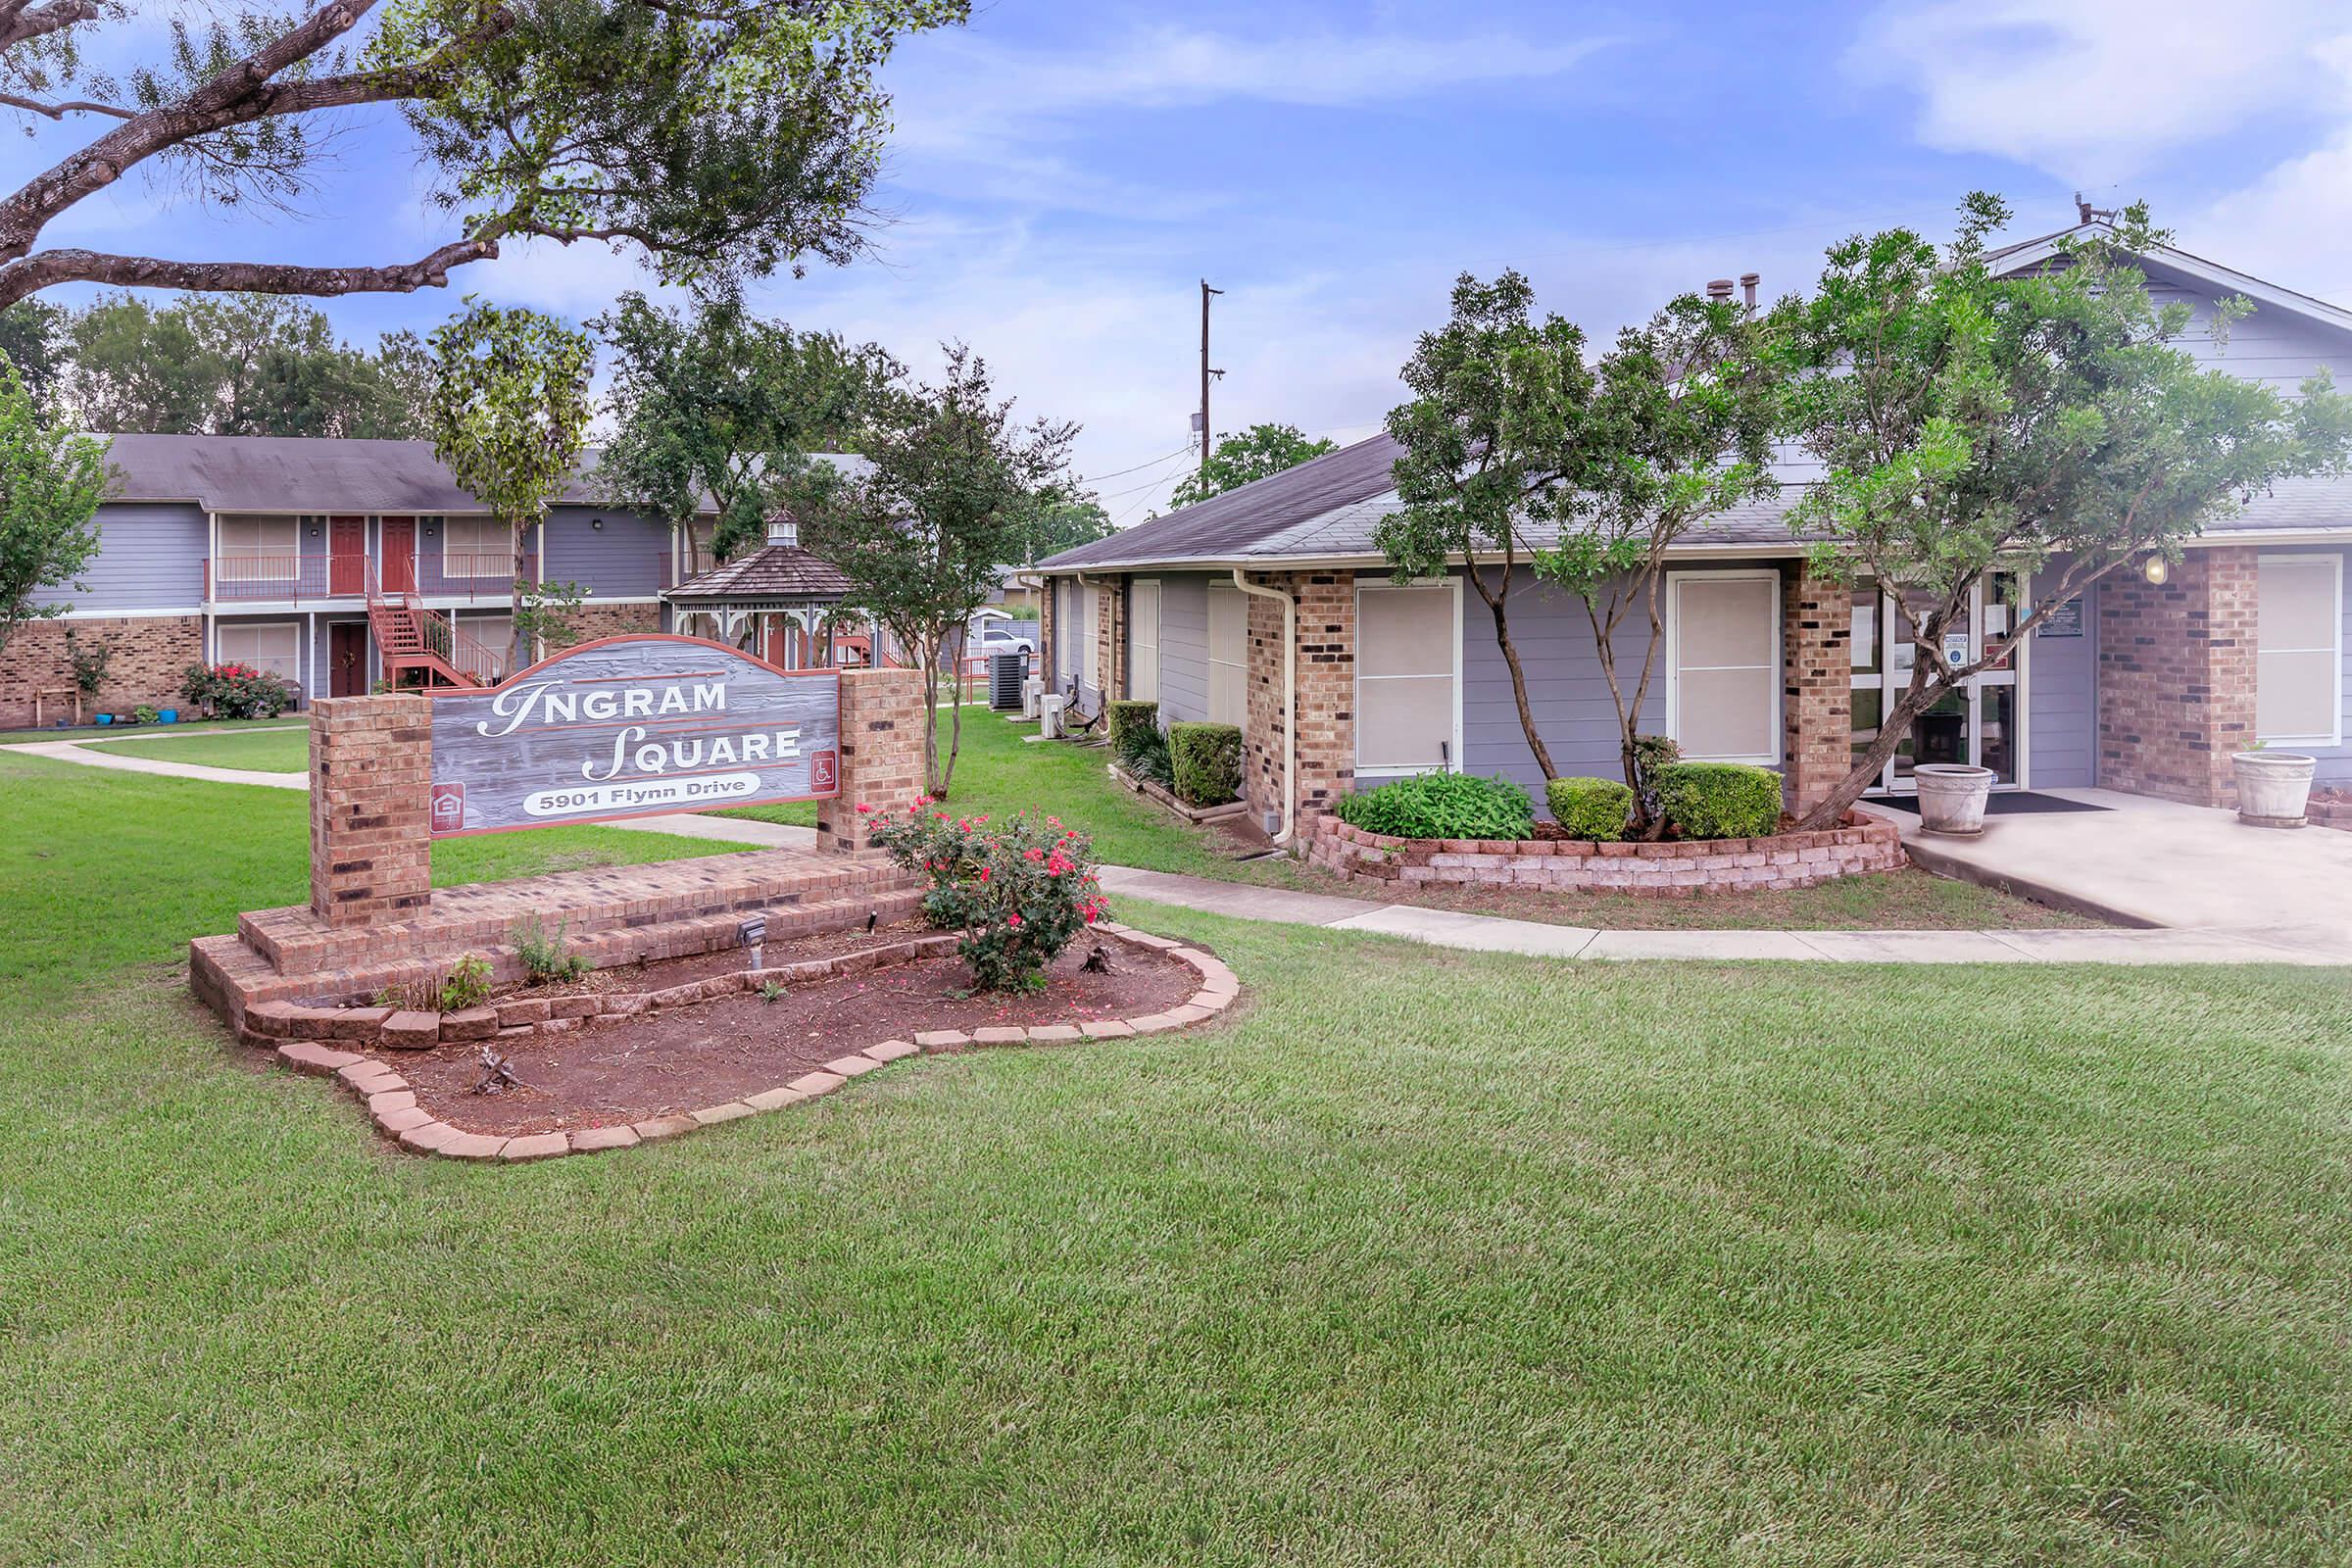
[425,299,594,674]
[0,357,108,662]
[1008,494,1111,564]
[1379,270,1597,781]
[1778,194,2352,828]
[1168,422,1336,510]
[791,343,1074,798]
[0,0,966,309]
[0,297,66,412]
[1537,291,1781,830]
[595,292,900,564]
[64,291,429,436]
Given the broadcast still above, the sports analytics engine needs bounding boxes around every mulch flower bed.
[493,917,933,1002]
[264,922,1241,1164]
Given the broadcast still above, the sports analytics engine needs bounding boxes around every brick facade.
[1241,570,1356,826]
[560,600,663,650]
[1781,562,1853,813]
[1093,574,1126,703]
[814,664,929,853]
[1037,578,1057,688]
[309,695,434,928]
[0,613,203,728]
[2096,548,2259,807]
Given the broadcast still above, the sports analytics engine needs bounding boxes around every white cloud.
[1850,0,2341,182]
[2185,35,2352,308]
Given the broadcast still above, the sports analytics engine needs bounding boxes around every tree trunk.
[1481,577,1555,781]
[918,640,948,798]
[940,663,965,798]
[1795,669,1938,830]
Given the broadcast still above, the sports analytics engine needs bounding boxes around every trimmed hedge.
[1168,721,1243,807]
[1335,771,1535,842]
[1544,776,1632,841]
[1654,760,1783,841]
[1105,699,1158,755]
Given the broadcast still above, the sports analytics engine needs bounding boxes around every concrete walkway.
[11,736,2350,964]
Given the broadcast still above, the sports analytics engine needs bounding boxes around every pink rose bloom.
[1006,911,1022,927]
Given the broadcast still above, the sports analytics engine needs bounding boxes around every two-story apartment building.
[1035,223,2352,830]
[0,434,822,726]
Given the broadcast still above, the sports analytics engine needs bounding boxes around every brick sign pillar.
[814,664,928,854]
[1781,561,1854,814]
[309,694,433,927]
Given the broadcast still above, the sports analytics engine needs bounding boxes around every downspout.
[1231,568,1297,846]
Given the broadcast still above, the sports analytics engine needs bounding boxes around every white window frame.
[1130,578,1161,705]
[441,515,511,580]
[1663,567,1783,766]
[1205,580,1248,728]
[1353,574,1464,778]
[215,619,302,683]
[2257,552,2345,748]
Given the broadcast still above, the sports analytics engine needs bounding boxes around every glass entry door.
[1849,575,2026,794]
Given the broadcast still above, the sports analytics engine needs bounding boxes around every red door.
[329,622,367,697]
[328,514,367,596]
[379,515,416,594]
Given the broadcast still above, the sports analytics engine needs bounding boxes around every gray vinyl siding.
[1151,571,1213,725]
[1458,564,1673,802]
[2027,564,2097,788]
[540,505,667,599]
[2154,282,2352,392]
[50,502,207,613]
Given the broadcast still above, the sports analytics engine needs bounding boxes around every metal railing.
[203,549,539,604]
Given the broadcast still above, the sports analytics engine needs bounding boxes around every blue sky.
[16,0,2352,520]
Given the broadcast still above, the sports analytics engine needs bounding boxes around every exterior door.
[379,515,416,594]
[328,514,367,596]
[1853,574,2027,793]
[329,622,368,697]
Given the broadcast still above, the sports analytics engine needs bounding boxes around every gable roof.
[1984,222,2352,343]
[1038,434,1404,570]
[97,433,652,514]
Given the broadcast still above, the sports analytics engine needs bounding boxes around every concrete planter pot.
[2232,751,2316,827]
[1913,763,1995,836]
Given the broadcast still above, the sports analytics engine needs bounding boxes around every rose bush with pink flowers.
[863,803,1106,991]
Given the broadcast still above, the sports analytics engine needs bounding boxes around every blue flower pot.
[159,709,177,724]
[95,713,113,725]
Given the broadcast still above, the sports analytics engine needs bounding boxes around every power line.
[1077,441,1195,484]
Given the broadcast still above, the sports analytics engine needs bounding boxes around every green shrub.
[1336,771,1535,842]
[1544,776,1632,841]
[438,954,494,1010]
[512,915,589,985]
[865,804,1106,991]
[1105,699,1158,755]
[1116,720,1174,790]
[1653,761,1784,841]
[180,661,291,718]
[1167,721,1243,807]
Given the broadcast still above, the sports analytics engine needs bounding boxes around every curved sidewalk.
[9,737,2347,964]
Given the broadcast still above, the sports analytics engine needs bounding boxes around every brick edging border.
[263,923,1239,1163]
[1304,810,1906,896]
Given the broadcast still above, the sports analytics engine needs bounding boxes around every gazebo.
[662,517,865,668]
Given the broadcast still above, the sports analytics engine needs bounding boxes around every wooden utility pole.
[1199,279,1223,472]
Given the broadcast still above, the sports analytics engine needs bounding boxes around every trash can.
[989,648,1029,710]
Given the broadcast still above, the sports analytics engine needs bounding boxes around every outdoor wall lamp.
[2143,555,2171,586]
[591,517,604,529]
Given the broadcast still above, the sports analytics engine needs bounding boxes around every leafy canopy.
[1168,422,1337,510]
[595,293,900,564]
[1775,192,2352,823]
[61,292,432,438]
[1010,495,1113,564]
[0,360,109,661]
[791,343,1074,796]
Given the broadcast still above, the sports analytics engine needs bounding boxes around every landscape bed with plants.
[242,806,1239,1160]
[1100,700,1247,822]
[1309,742,1905,896]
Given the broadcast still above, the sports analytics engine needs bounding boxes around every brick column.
[815,664,927,853]
[2096,548,2258,807]
[1242,570,1356,828]
[1037,577,1057,686]
[309,694,432,928]
[1094,574,1127,702]
[1781,561,1853,813]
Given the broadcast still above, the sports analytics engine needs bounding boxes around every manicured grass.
[85,725,312,772]
[4,759,2352,1561]
[0,713,309,744]
[0,751,740,997]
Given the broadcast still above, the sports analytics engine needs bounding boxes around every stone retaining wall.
[1304,811,1906,896]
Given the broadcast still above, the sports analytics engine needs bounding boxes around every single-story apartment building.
[0,435,858,725]
[1033,223,2352,832]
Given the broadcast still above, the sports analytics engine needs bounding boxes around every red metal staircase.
[365,564,504,690]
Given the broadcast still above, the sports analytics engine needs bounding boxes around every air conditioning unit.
[1021,677,1043,719]
[1038,693,1066,739]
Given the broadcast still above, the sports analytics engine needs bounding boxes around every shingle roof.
[663,543,852,602]
[1038,434,1404,569]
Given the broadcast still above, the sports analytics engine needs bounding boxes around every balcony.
[203,550,532,605]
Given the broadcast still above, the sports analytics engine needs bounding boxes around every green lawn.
[85,724,312,772]
[4,753,2352,1562]
[0,713,310,745]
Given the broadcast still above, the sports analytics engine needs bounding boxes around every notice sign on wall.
[428,635,840,837]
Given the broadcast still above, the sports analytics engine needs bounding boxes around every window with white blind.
[1130,579,1161,704]
[442,516,512,579]
[216,515,299,585]
[1355,579,1460,774]
[2258,554,2343,746]
[216,621,300,684]
[1666,570,1781,764]
[1205,581,1247,727]
[1081,582,1102,690]
[464,614,516,681]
